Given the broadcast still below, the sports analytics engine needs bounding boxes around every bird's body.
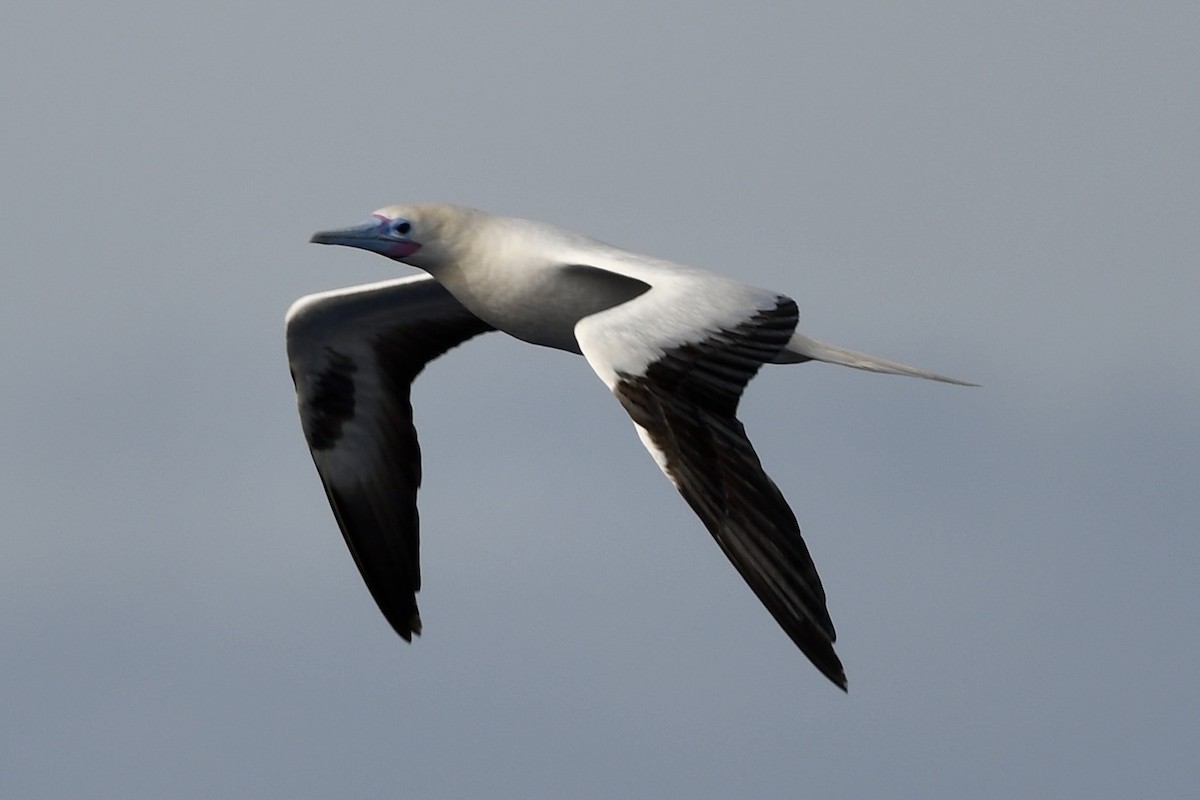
[287,203,971,690]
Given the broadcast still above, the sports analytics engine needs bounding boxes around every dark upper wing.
[576,289,846,689]
[285,275,494,640]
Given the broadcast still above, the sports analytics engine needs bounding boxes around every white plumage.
[286,203,972,690]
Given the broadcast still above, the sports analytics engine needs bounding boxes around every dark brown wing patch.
[614,298,848,690]
[301,350,358,451]
[288,278,494,642]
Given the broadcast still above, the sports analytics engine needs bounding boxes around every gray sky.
[3,2,1197,797]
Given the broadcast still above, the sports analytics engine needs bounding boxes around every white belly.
[435,262,651,354]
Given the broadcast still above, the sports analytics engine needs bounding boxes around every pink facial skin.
[370,214,422,260]
[385,240,422,259]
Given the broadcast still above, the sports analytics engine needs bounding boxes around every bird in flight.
[286,203,971,690]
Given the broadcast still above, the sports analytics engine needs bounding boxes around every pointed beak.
[309,215,422,260]
[309,217,388,248]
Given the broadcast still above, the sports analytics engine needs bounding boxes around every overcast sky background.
[2,2,1197,797]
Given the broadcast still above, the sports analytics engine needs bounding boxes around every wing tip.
[793,623,848,691]
[391,612,423,642]
[812,648,848,692]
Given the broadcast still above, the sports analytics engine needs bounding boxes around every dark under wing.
[612,297,847,689]
[286,276,494,640]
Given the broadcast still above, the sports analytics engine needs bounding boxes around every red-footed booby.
[286,203,972,690]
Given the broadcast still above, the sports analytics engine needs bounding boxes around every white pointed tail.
[777,333,977,386]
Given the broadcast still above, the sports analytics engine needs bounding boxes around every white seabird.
[286,203,972,690]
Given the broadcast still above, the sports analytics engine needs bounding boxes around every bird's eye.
[391,219,412,237]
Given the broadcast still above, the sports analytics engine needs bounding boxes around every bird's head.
[309,203,481,273]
